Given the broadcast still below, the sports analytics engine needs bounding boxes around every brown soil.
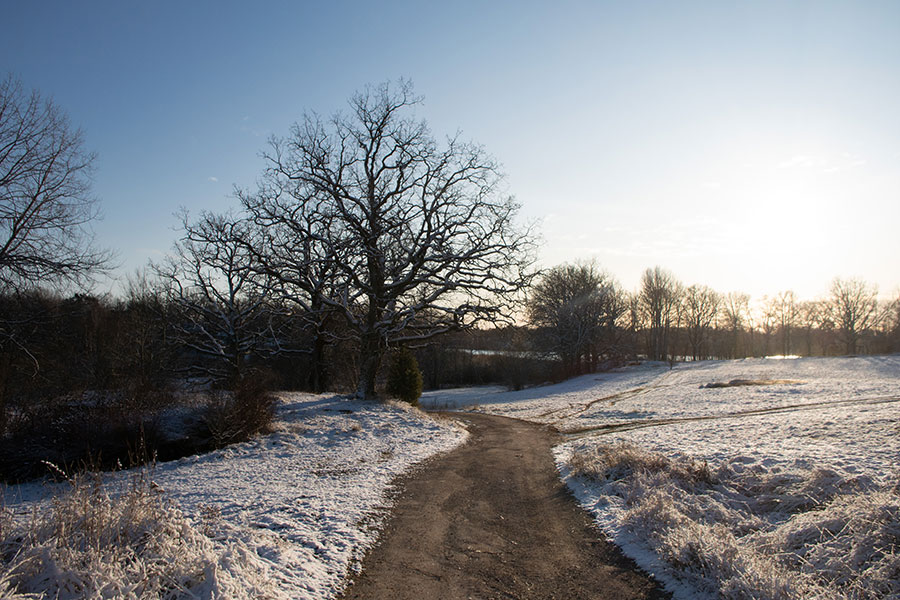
[339,412,669,600]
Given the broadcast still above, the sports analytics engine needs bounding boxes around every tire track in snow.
[559,394,900,439]
[535,370,681,423]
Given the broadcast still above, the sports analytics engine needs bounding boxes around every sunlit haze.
[3,0,898,300]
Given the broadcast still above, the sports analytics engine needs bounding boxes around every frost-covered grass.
[559,443,900,600]
[425,355,900,599]
[2,394,467,599]
[1,470,278,599]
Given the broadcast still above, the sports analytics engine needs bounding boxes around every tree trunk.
[845,333,856,355]
[228,334,243,387]
[356,331,383,400]
[309,331,328,393]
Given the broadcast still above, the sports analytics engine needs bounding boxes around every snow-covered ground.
[423,356,900,600]
[5,358,897,598]
[423,356,900,434]
[2,394,467,599]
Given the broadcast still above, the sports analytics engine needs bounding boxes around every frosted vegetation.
[559,442,899,599]
[0,471,280,599]
[1,396,466,599]
[424,355,900,600]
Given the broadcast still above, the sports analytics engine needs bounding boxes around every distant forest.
[1,264,897,405]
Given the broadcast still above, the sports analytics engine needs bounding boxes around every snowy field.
[423,356,900,600]
[1,395,467,599]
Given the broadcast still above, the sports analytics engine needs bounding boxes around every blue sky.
[3,1,899,300]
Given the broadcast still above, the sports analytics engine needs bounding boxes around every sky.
[2,0,899,301]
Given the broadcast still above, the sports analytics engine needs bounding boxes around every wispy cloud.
[239,116,268,138]
[582,217,733,259]
[208,176,219,183]
[777,155,818,169]
[822,152,867,173]
[777,152,867,173]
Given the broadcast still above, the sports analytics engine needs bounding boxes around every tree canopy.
[240,80,537,398]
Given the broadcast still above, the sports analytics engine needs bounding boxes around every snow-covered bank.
[423,356,900,599]
[2,394,468,599]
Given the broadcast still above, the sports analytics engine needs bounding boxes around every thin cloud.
[208,176,219,183]
[778,152,867,173]
[822,153,867,173]
[777,155,817,169]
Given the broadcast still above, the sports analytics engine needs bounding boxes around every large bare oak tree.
[241,81,536,399]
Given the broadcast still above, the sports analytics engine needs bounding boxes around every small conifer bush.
[386,347,423,405]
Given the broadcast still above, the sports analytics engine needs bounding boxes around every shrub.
[202,371,276,448]
[386,347,423,405]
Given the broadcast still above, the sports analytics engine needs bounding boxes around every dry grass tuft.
[569,442,715,489]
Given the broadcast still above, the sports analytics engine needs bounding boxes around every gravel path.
[340,412,669,600]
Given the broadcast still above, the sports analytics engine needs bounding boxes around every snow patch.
[2,394,468,599]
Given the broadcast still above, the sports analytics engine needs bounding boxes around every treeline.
[0,285,537,406]
[0,281,370,408]
[525,263,900,379]
[2,264,897,409]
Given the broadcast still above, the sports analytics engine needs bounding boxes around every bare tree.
[239,168,343,393]
[722,292,749,358]
[623,290,641,358]
[155,211,276,385]
[527,261,625,376]
[888,292,900,353]
[798,300,823,356]
[826,277,880,355]
[243,81,536,399]
[755,296,777,357]
[682,284,720,361]
[0,75,110,291]
[639,266,682,361]
[114,268,173,391]
[771,290,799,356]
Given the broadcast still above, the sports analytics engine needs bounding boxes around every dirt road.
[339,412,669,600]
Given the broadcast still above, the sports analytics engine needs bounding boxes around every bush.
[386,347,423,405]
[202,371,276,448]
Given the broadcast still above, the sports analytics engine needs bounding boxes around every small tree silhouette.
[386,347,423,406]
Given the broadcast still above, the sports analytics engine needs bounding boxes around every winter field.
[422,356,900,600]
[0,396,467,599]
